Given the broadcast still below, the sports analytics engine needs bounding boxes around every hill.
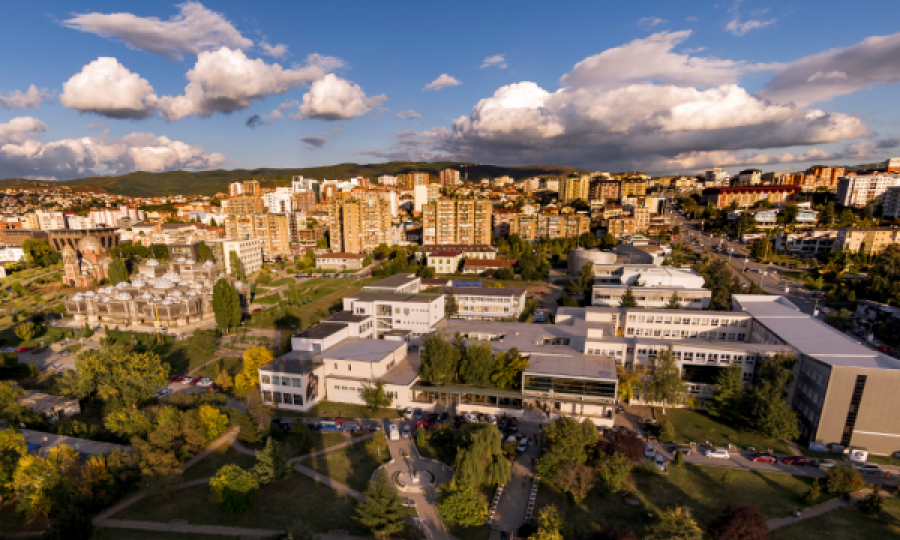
[0,162,583,197]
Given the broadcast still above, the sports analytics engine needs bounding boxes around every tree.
[253,437,289,484]
[673,449,684,467]
[619,287,638,308]
[861,485,884,514]
[743,354,799,440]
[646,349,687,412]
[533,505,564,540]
[104,409,153,439]
[215,370,234,392]
[645,507,702,540]
[229,251,245,281]
[212,278,242,332]
[664,291,682,309]
[537,418,599,483]
[599,233,617,250]
[826,465,865,494]
[598,430,645,464]
[707,365,744,422]
[418,333,460,383]
[0,429,27,501]
[595,451,632,494]
[196,241,214,263]
[361,380,394,410]
[804,479,821,504]
[108,256,128,285]
[21,238,59,267]
[749,237,770,260]
[286,520,321,540]
[198,404,229,442]
[781,203,799,229]
[818,202,835,226]
[556,463,594,502]
[58,344,169,408]
[356,471,408,538]
[445,294,459,319]
[453,424,510,487]
[209,464,260,514]
[235,345,273,392]
[658,417,676,442]
[12,444,80,522]
[459,342,495,386]
[491,348,528,389]
[14,321,36,341]
[708,504,768,540]
[616,364,646,402]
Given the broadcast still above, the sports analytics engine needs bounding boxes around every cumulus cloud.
[62,2,253,61]
[298,135,327,148]
[367,35,869,173]
[559,31,770,90]
[845,138,900,159]
[296,74,386,120]
[60,57,160,119]
[639,17,666,27]
[424,74,461,91]
[260,40,288,58]
[397,110,421,119]
[0,116,225,179]
[481,55,507,69]
[758,31,900,106]
[0,85,52,110]
[725,16,776,36]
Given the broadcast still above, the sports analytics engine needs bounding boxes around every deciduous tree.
[646,349,687,412]
[196,241,214,263]
[556,463,594,502]
[361,380,393,410]
[212,278,242,332]
[235,346,273,391]
[58,344,169,408]
[104,409,153,439]
[12,445,80,522]
[616,364,646,402]
[14,321,36,341]
[537,417,599,484]
[708,504,769,540]
[229,251,245,281]
[198,404,229,442]
[459,341,495,386]
[533,505,564,540]
[453,424,510,487]
[445,294,459,318]
[595,451,632,494]
[664,291,682,309]
[645,507,702,540]
[707,365,744,423]
[209,464,260,514]
[418,333,460,383]
[437,481,488,528]
[490,347,528,389]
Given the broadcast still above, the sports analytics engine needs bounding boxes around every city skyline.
[2,1,900,180]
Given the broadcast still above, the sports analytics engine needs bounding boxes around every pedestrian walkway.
[383,437,455,540]
[491,451,534,532]
[100,519,284,537]
[294,463,366,502]
[767,498,848,530]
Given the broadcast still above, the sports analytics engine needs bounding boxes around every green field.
[665,409,792,454]
[536,463,829,538]
[104,330,217,374]
[254,293,282,304]
[182,444,258,482]
[245,277,375,330]
[194,356,242,379]
[304,436,389,492]
[770,498,900,540]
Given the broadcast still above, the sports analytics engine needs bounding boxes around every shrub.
[673,449,684,467]
[209,464,260,514]
[708,504,768,540]
[827,465,865,494]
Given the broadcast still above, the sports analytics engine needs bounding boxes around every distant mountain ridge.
[0,162,584,197]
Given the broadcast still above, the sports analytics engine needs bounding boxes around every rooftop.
[363,273,419,290]
[345,291,440,304]
[20,429,129,457]
[295,323,347,340]
[444,286,527,296]
[260,350,320,374]
[525,353,617,380]
[317,337,405,363]
[321,311,370,324]
[315,252,365,259]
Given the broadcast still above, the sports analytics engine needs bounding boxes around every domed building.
[62,236,112,288]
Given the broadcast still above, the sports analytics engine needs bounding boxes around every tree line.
[417,332,528,389]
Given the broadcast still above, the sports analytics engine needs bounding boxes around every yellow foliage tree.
[198,404,230,442]
[12,445,80,522]
[235,346,273,391]
[616,364,647,402]
[215,370,234,392]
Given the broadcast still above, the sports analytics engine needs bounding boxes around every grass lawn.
[770,498,900,540]
[536,463,829,538]
[104,330,217,374]
[269,277,295,287]
[304,436,389,492]
[113,471,370,535]
[273,400,403,420]
[447,522,493,540]
[665,409,792,454]
[243,276,375,330]
[245,431,347,458]
[182,444,257,482]
[0,325,80,349]
[255,293,282,304]
[194,356,242,379]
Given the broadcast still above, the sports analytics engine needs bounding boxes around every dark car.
[426,413,439,422]
[413,408,424,420]
[782,456,811,466]
[439,412,450,423]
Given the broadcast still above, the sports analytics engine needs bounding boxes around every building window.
[262,391,272,402]
[261,375,271,384]
[272,376,280,385]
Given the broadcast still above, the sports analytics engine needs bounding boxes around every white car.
[197,378,213,388]
[517,438,529,453]
[856,463,882,474]
[702,448,731,459]
[388,424,400,441]
[464,413,478,423]
[402,407,413,419]
[645,443,656,459]
[654,454,667,472]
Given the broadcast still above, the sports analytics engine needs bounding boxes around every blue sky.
[2,1,900,180]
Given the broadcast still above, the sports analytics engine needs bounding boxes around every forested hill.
[0,162,583,197]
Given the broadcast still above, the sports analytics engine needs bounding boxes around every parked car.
[342,422,360,432]
[16,347,31,353]
[401,426,411,438]
[389,424,400,441]
[426,413,439,422]
[439,412,450,423]
[414,420,433,429]
[413,408,423,420]
[856,463,882,474]
[402,498,416,508]
[654,454,667,472]
[197,378,214,388]
[813,459,837,469]
[668,444,693,456]
[188,377,202,386]
[30,348,46,354]
[644,443,656,459]
[701,448,731,459]
[782,456,811,466]
[169,375,180,382]
[517,438,529,454]
[319,421,341,432]
[749,453,777,463]
[403,407,413,419]
[366,423,383,432]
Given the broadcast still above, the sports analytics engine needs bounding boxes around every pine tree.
[619,286,638,308]
[212,278,242,332]
[645,507,702,540]
[253,437,289,484]
[108,256,128,285]
[229,251,245,281]
[646,349,687,412]
[707,365,744,422]
[355,471,407,538]
[445,294,459,318]
[664,291,682,309]
[804,479,821,504]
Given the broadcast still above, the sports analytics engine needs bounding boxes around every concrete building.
[559,174,591,204]
[835,174,900,208]
[363,274,422,294]
[462,258,516,274]
[208,238,264,276]
[224,212,292,260]
[18,391,81,420]
[589,178,620,201]
[834,227,900,256]
[325,199,392,254]
[880,186,900,219]
[422,199,493,246]
[315,252,365,271]
[439,168,461,186]
[34,211,67,230]
[702,186,800,208]
[418,244,497,261]
[398,172,430,190]
[590,266,710,309]
[426,251,463,274]
[508,213,590,241]
[775,230,838,258]
[343,290,444,338]
[443,286,527,321]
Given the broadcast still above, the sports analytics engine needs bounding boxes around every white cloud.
[266,99,299,120]
[559,31,768,90]
[0,85,52,110]
[397,110,421,119]
[424,74,461,91]
[298,136,327,148]
[0,116,225,179]
[296,74,386,120]
[639,17,667,27]
[62,1,253,61]
[759,31,900,106]
[481,54,507,69]
[725,16,776,36]
[260,41,288,58]
[686,16,699,22]
[60,57,160,119]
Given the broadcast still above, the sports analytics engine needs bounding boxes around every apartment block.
[439,168,461,186]
[224,212,291,260]
[398,172,430,190]
[620,177,648,198]
[207,237,264,277]
[589,178,620,201]
[34,210,67,230]
[559,174,591,203]
[443,286,527,321]
[882,186,900,218]
[507,213,590,241]
[602,217,637,238]
[422,199,492,246]
[325,199,392,253]
[834,227,900,256]
[775,230,838,257]
[836,174,900,208]
[702,186,800,208]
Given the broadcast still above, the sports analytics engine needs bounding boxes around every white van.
[388,423,400,441]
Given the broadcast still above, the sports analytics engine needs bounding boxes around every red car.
[749,454,777,463]
[188,377,202,386]
[16,347,31,353]
[782,456,811,466]
[414,420,434,430]
[169,375,180,382]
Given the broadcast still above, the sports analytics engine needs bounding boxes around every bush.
[673,449,684,467]
[860,486,884,514]
[827,465,865,494]
[209,464,260,514]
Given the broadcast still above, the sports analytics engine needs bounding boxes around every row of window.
[627,315,749,327]
[800,363,828,388]
[673,350,756,365]
[261,375,303,386]
[457,296,512,303]
[628,327,745,341]
[798,382,824,408]
[263,391,304,405]
[586,348,624,356]
[798,401,820,426]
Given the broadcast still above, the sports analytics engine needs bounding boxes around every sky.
[3,0,900,180]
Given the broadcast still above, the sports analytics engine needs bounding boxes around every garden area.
[244,276,375,331]
[104,329,219,374]
[770,497,900,540]
[665,408,793,455]
[304,434,390,492]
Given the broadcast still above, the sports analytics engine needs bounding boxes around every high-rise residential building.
[263,187,296,213]
[704,168,730,185]
[224,194,265,216]
[884,158,900,173]
[326,199,392,253]
[439,168,461,186]
[620,177,648,197]
[208,238,264,276]
[589,178,620,201]
[836,174,900,208]
[422,199,493,246]
[508,213,590,241]
[559,174,590,203]
[397,172,430,190]
[224,212,292,260]
[802,166,845,191]
[34,210,67,230]
[229,179,261,198]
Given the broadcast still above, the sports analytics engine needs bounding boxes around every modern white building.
[208,238,264,276]
[65,215,96,230]
[343,290,444,338]
[34,210,67,230]
[363,274,422,294]
[443,286,527,321]
[836,174,900,208]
